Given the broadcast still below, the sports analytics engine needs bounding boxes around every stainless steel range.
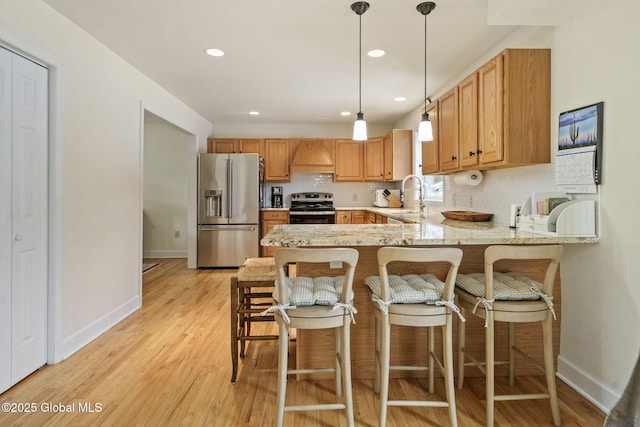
[289,192,335,224]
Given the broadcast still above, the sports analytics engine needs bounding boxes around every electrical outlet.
[468,195,473,208]
[174,230,180,238]
[352,193,358,201]
[330,261,342,269]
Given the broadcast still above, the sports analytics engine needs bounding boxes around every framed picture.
[558,102,603,184]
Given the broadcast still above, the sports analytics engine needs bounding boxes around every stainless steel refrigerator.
[198,153,260,267]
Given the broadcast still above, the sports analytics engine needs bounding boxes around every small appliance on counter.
[372,189,401,207]
[271,186,283,208]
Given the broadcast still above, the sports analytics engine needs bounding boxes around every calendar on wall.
[555,102,603,194]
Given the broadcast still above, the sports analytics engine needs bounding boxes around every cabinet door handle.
[469,151,475,156]
[451,155,457,160]
[476,149,483,154]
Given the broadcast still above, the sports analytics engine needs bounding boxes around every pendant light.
[351,1,369,141]
[417,2,436,142]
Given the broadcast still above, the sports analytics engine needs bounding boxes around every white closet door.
[0,46,12,393]
[10,52,48,386]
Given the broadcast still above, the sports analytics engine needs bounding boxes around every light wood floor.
[0,258,605,426]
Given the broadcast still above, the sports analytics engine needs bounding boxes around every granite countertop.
[260,211,599,247]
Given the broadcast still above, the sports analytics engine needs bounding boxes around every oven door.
[289,212,336,224]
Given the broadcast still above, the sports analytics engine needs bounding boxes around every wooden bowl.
[441,210,493,222]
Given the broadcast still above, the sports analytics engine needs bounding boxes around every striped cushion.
[456,272,542,300]
[365,274,444,304]
[274,276,345,306]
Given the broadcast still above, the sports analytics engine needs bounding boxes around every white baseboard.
[557,355,619,414]
[61,296,141,360]
[143,249,187,258]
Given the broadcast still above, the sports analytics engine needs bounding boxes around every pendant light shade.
[353,112,367,141]
[417,2,436,142]
[418,112,433,141]
[351,2,369,141]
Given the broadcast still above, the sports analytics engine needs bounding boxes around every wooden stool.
[365,247,463,427]
[266,248,359,427]
[230,257,277,383]
[455,245,563,427]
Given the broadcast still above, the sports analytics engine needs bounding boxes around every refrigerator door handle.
[226,157,232,218]
[199,225,257,232]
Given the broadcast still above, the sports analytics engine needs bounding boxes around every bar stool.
[230,257,278,383]
[455,245,563,427]
[364,247,464,427]
[262,247,359,427]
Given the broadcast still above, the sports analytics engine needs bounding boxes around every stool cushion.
[364,274,444,304]
[456,272,543,300]
[274,276,345,307]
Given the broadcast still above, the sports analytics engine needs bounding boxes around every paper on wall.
[555,145,598,194]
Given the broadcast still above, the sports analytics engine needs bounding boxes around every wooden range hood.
[289,139,335,174]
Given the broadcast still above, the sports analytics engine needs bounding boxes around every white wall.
[143,119,190,258]
[0,0,212,361]
[551,0,640,411]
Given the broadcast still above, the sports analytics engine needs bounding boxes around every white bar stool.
[365,246,464,427]
[455,244,563,427]
[263,247,359,427]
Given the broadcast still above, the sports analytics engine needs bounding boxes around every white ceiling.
[43,0,524,126]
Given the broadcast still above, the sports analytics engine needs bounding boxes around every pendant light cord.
[359,13,362,114]
[423,11,427,111]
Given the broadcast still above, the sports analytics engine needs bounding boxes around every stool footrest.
[388,400,450,408]
[238,335,278,341]
[240,315,274,322]
[495,393,550,401]
[285,403,345,412]
[288,367,335,375]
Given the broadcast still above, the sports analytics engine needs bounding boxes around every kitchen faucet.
[400,174,426,218]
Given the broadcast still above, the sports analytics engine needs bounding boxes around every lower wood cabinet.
[336,210,367,224]
[351,211,367,224]
[260,211,289,257]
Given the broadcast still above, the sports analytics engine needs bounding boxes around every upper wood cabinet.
[459,73,479,168]
[207,138,263,155]
[208,138,233,153]
[238,139,263,155]
[334,140,364,182]
[364,130,412,182]
[438,87,460,172]
[433,48,550,174]
[421,101,439,175]
[383,129,412,181]
[264,139,290,181]
[478,49,551,168]
[364,137,384,181]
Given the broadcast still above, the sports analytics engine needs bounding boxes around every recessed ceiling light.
[394,97,407,102]
[205,48,224,57]
[249,111,260,116]
[340,111,351,116]
[368,49,385,58]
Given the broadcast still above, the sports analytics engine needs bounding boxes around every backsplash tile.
[262,173,397,208]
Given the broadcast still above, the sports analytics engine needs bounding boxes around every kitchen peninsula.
[260,216,598,379]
